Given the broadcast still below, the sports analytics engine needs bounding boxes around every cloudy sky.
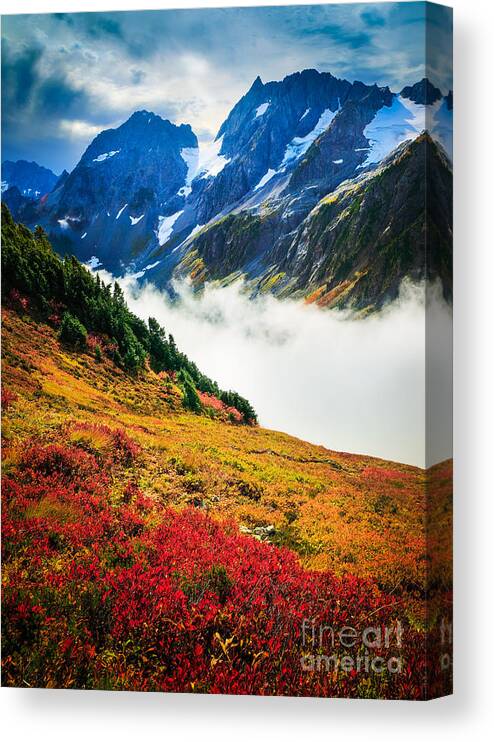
[1,2,452,174]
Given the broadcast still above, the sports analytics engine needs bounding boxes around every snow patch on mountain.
[399,95,427,130]
[157,210,183,245]
[254,169,277,191]
[429,98,453,159]
[181,147,200,184]
[361,96,420,167]
[196,137,230,179]
[130,214,144,226]
[93,150,120,163]
[116,204,128,220]
[280,108,338,168]
[255,102,270,118]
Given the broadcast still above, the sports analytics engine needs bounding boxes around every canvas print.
[1,2,453,699]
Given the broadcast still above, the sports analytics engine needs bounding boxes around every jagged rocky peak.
[400,78,442,105]
[53,170,70,191]
[32,110,200,272]
[192,69,357,223]
[249,75,264,92]
[1,159,59,198]
[57,109,198,209]
[349,81,393,107]
[80,110,197,165]
[217,67,350,154]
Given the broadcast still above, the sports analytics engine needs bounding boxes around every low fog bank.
[92,267,452,468]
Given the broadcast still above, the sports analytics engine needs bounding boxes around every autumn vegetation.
[1,208,452,698]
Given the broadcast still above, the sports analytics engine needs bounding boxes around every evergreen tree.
[59,312,87,348]
[177,369,202,413]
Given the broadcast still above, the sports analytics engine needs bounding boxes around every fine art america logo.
[300,619,404,675]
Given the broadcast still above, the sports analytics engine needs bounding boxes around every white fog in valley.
[93,269,452,468]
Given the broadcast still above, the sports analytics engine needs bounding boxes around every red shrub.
[1,388,17,410]
[198,392,244,424]
[362,466,414,482]
[18,443,99,484]
[111,430,140,465]
[8,289,29,312]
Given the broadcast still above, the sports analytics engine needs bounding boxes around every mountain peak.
[127,109,163,125]
[123,110,195,138]
[400,78,442,105]
[248,75,264,93]
[1,159,59,198]
[54,169,70,191]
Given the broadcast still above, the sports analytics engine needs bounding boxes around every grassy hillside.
[2,303,452,697]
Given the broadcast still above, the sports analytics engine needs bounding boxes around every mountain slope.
[1,281,452,698]
[166,133,452,311]
[32,112,198,271]
[2,300,452,697]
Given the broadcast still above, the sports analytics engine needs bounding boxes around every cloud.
[360,7,387,27]
[299,24,372,49]
[1,3,452,173]
[1,40,43,109]
[130,68,145,86]
[36,75,86,116]
[53,12,125,43]
[1,35,94,171]
[89,270,452,469]
[59,119,102,141]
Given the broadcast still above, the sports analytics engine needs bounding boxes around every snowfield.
[196,137,230,179]
[93,150,120,163]
[254,169,277,191]
[281,107,339,168]
[157,210,183,245]
[255,102,270,118]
